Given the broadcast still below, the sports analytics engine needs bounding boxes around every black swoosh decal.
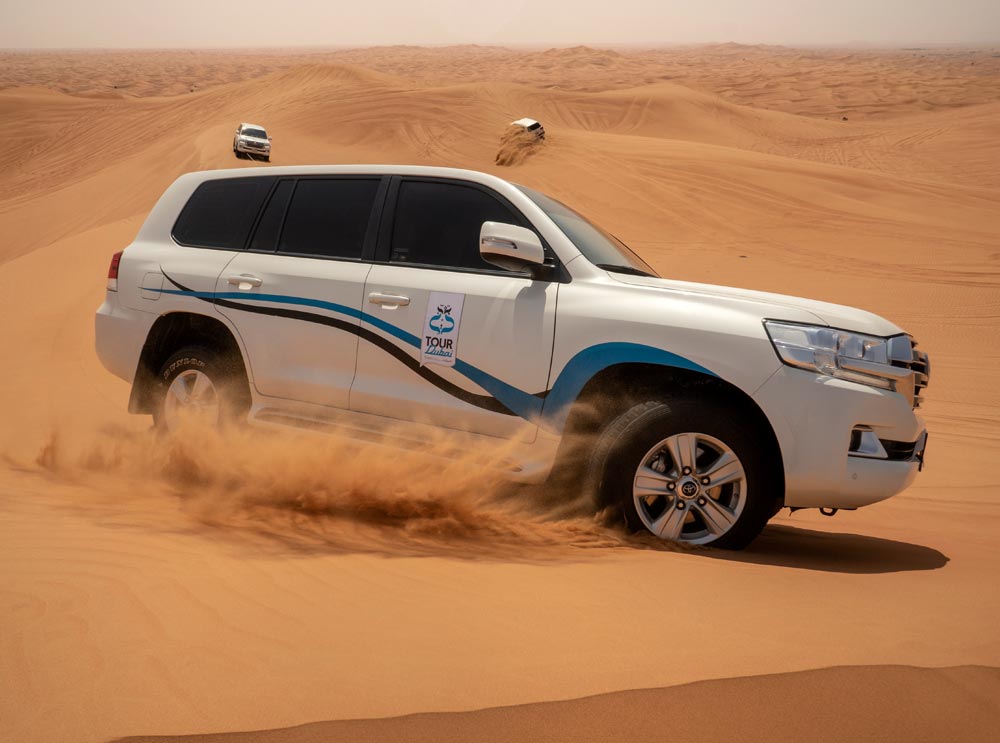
[163,272,516,415]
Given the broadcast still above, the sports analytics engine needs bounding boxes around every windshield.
[242,128,267,139]
[516,186,658,277]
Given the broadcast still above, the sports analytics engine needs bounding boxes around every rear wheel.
[153,346,249,431]
[588,398,779,550]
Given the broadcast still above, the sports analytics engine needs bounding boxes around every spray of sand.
[495,125,545,167]
[19,418,680,559]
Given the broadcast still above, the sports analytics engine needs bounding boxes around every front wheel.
[153,346,249,432]
[588,398,780,550]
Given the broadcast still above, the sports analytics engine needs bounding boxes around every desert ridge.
[111,666,1000,743]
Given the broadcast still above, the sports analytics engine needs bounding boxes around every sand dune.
[6,44,999,117]
[112,665,1000,743]
[1,45,999,743]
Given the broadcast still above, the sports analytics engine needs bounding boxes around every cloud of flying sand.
[21,419,680,559]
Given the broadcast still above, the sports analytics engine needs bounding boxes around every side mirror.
[479,222,545,272]
[268,136,273,141]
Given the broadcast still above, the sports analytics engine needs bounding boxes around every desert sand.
[1,45,999,742]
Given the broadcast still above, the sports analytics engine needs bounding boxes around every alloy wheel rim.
[632,432,747,545]
[163,369,220,432]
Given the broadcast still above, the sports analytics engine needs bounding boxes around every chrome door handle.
[227,274,263,289]
[368,292,410,307]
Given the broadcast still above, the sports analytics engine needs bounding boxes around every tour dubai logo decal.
[421,291,465,367]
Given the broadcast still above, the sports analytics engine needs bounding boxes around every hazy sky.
[2,0,998,48]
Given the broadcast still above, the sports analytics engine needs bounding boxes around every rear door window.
[172,176,274,249]
[389,180,532,272]
[277,178,381,260]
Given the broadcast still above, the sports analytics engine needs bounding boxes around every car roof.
[239,122,266,130]
[150,166,522,229]
[511,118,541,128]
[188,164,517,186]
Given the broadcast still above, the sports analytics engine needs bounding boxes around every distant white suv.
[511,118,545,139]
[233,123,271,161]
[96,166,929,549]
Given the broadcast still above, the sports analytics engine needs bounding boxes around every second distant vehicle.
[511,118,545,139]
[233,123,271,161]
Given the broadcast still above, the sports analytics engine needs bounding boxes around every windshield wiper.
[595,263,657,278]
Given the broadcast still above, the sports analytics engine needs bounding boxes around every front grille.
[880,439,917,460]
[910,347,930,406]
[890,336,930,408]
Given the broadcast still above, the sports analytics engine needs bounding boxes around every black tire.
[264,155,270,162]
[587,398,780,550]
[152,346,250,431]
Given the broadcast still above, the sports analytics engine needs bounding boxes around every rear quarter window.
[172,177,275,249]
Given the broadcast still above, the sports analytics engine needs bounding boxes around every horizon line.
[3,40,1000,54]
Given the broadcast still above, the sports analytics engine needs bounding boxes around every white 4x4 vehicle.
[233,123,271,161]
[96,166,929,549]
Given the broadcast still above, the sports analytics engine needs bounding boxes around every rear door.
[214,176,386,409]
[350,177,558,441]
[144,176,274,319]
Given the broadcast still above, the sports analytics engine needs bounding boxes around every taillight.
[107,250,123,291]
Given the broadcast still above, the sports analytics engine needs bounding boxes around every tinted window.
[249,179,294,252]
[278,178,380,259]
[172,177,274,250]
[390,181,529,271]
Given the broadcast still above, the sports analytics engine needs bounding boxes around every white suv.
[95,166,929,549]
[233,123,271,161]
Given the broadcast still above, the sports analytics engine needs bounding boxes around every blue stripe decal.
[156,288,715,431]
[541,343,715,430]
[454,359,545,422]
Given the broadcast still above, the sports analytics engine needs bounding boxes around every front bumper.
[236,141,270,155]
[753,366,926,509]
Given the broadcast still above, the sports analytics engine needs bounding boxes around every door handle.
[227,274,263,289]
[368,292,410,307]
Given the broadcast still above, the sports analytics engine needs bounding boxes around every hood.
[609,273,905,337]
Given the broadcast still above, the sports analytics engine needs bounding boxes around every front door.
[350,178,558,441]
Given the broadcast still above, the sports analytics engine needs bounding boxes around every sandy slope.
[1,46,999,742]
[111,666,1000,743]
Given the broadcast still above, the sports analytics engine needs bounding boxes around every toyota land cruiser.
[95,166,930,549]
[233,123,271,161]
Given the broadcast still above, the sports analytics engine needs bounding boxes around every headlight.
[764,321,895,390]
